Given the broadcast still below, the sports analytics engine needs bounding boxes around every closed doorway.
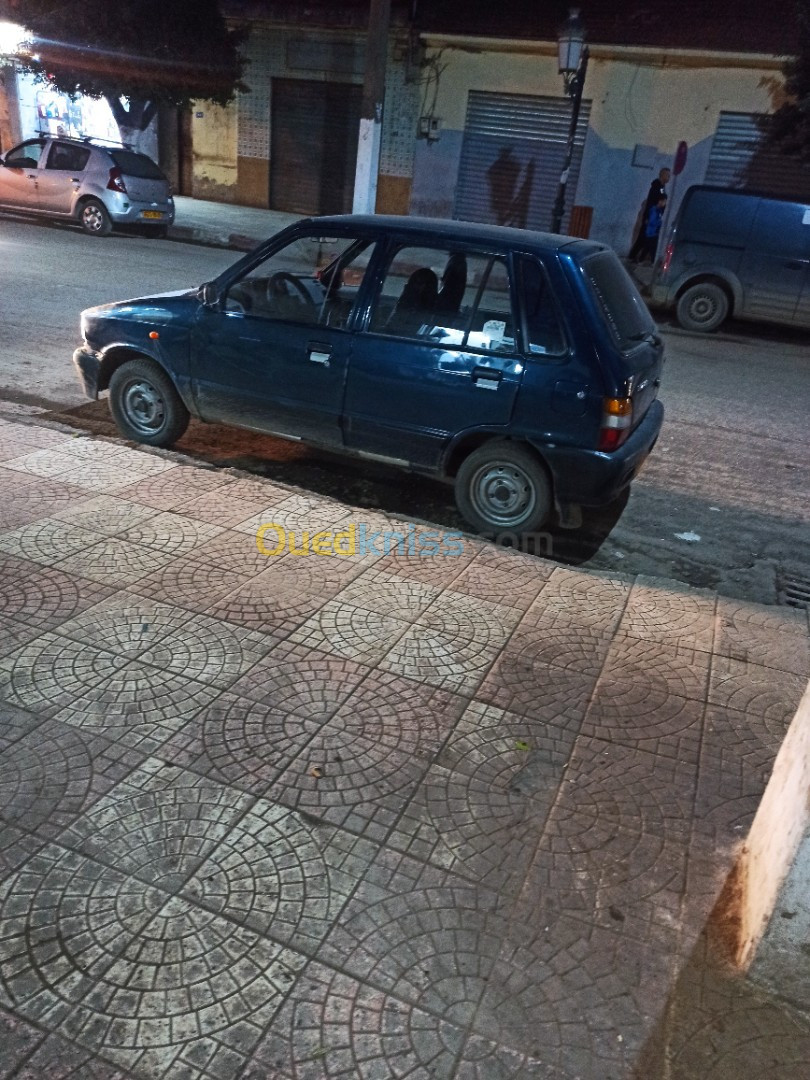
[270,78,362,215]
[454,90,591,234]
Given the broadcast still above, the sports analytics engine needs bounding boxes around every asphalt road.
[1,214,808,605]
[0,214,235,407]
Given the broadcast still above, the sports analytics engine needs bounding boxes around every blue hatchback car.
[74,215,664,536]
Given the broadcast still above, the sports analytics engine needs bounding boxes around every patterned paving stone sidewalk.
[0,416,808,1079]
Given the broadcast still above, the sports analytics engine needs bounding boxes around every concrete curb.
[167,225,262,252]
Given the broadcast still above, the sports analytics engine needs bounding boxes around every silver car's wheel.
[108,358,189,446]
[455,443,552,535]
[79,198,112,237]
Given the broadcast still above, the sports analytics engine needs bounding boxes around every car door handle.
[70,177,82,183]
[472,366,502,389]
[308,348,331,367]
[783,260,808,270]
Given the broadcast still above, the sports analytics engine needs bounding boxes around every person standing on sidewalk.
[628,167,671,261]
[635,194,667,264]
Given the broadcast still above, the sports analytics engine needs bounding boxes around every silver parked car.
[0,135,174,236]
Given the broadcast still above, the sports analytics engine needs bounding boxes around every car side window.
[518,257,568,357]
[369,245,517,353]
[4,140,45,169]
[223,234,374,328]
[45,142,91,172]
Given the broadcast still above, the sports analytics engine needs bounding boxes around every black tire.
[108,358,189,447]
[78,197,113,237]
[455,442,552,535]
[675,281,729,332]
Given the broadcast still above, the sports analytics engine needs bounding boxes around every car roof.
[683,184,810,205]
[298,213,608,257]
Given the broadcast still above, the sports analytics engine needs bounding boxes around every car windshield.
[110,150,165,180]
[582,250,657,350]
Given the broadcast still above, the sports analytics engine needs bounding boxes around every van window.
[679,190,757,248]
[582,251,656,350]
[748,200,810,260]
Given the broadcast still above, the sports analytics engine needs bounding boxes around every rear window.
[109,150,165,180]
[582,251,656,350]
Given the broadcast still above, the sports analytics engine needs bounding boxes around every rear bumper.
[73,346,102,399]
[105,195,175,226]
[540,399,664,508]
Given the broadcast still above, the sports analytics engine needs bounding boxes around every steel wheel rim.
[120,378,166,435]
[469,461,537,528]
[689,292,718,324]
[82,204,105,233]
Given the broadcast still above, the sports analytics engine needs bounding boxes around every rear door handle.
[308,347,331,367]
[472,366,502,390]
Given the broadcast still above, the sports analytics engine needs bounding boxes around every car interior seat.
[384,267,439,336]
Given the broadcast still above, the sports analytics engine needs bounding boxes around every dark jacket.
[643,178,667,217]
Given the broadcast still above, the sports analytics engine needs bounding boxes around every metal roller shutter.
[454,90,591,233]
[270,78,362,215]
[706,112,810,199]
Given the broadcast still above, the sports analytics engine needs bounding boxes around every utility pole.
[352,0,390,215]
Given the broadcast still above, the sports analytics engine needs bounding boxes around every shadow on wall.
[486,147,535,228]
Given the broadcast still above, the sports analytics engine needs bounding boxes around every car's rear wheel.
[675,281,729,332]
[455,442,552,536]
[78,198,112,237]
[108,358,189,447]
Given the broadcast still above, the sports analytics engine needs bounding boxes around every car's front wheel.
[455,442,552,536]
[78,198,113,237]
[108,358,189,447]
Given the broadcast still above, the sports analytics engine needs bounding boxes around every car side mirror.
[198,281,219,308]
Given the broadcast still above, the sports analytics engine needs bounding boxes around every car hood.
[81,288,199,326]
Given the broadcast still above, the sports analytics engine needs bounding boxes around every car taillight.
[598,397,633,452]
[661,241,673,275]
[107,167,127,194]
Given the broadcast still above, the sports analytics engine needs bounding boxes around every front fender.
[95,342,197,415]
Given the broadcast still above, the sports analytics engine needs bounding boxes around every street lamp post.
[551,8,589,235]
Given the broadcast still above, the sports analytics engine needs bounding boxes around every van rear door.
[739,199,810,323]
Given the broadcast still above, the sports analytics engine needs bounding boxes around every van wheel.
[108,358,189,446]
[676,282,729,332]
[455,443,552,535]
[78,198,112,237]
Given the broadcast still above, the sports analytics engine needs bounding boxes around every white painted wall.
[415,40,785,249]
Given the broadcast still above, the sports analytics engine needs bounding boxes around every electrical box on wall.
[418,116,441,141]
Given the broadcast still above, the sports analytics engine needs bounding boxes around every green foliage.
[13,0,249,130]
[769,0,810,161]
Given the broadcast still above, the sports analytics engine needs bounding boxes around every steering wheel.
[266,271,314,306]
